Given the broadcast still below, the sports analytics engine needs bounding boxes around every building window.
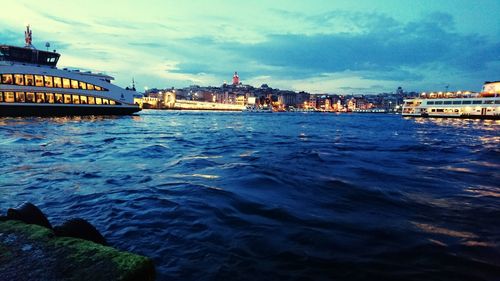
[443,101,452,105]
[25,75,34,86]
[452,101,461,105]
[435,101,443,105]
[2,74,13,84]
[71,80,79,89]
[26,92,35,103]
[44,76,53,88]
[14,74,24,86]
[462,100,472,104]
[36,93,45,103]
[55,93,63,103]
[427,101,434,105]
[4,92,15,102]
[34,75,44,87]
[72,95,80,104]
[80,95,88,104]
[95,97,102,105]
[15,92,25,102]
[79,81,87,90]
[87,84,94,90]
[46,93,54,104]
[53,77,62,88]
[64,94,72,104]
[472,100,482,104]
[63,78,71,89]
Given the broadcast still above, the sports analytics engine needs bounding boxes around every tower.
[25,25,33,48]
[232,71,239,85]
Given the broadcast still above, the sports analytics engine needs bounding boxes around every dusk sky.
[1,0,499,94]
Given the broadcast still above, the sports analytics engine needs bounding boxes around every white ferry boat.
[0,26,141,117]
[402,81,500,119]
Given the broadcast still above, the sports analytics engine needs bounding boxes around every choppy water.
[0,111,499,281]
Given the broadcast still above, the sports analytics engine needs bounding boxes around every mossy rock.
[0,220,155,281]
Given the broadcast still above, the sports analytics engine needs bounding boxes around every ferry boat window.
[62,78,71,89]
[87,84,95,90]
[443,101,452,105]
[26,92,35,103]
[25,75,34,86]
[462,100,472,104]
[95,86,102,91]
[46,93,54,104]
[79,81,87,90]
[427,101,435,105]
[36,93,45,103]
[14,74,24,86]
[452,101,461,104]
[102,99,109,105]
[80,95,88,104]
[35,75,44,87]
[72,95,80,104]
[109,100,116,105]
[472,100,482,104]
[484,100,494,104]
[64,94,72,104]
[53,77,62,88]
[96,97,102,105]
[88,96,95,104]
[70,80,79,89]
[435,101,443,105]
[436,109,444,112]
[4,92,14,102]
[55,94,63,103]
[44,76,53,88]
[15,92,25,102]
[2,74,13,84]
[495,100,500,104]
[0,92,3,102]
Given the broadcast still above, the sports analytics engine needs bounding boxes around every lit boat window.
[25,75,34,86]
[34,75,44,87]
[62,78,71,89]
[46,93,54,104]
[79,81,87,90]
[95,97,102,105]
[15,92,25,102]
[14,74,24,86]
[4,92,14,102]
[70,80,79,89]
[64,94,72,104]
[36,93,45,103]
[109,100,116,105]
[2,74,13,84]
[87,84,94,90]
[88,96,95,104]
[72,94,80,104]
[102,99,109,105]
[44,76,53,88]
[26,92,35,103]
[53,77,62,88]
[95,86,102,91]
[55,93,63,103]
[0,92,3,102]
[80,95,88,104]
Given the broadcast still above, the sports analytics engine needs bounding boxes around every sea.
[0,110,499,281]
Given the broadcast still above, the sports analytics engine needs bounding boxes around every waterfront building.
[232,72,240,85]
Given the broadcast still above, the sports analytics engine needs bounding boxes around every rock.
[54,218,108,246]
[0,220,155,281]
[7,202,52,229]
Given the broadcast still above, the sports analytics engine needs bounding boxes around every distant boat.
[402,81,500,119]
[0,26,141,117]
[243,105,273,113]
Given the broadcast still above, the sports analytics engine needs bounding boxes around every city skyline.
[1,0,499,94]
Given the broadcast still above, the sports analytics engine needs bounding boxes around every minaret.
[232,71,240,85]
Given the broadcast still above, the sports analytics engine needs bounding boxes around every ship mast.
[24,25,35,49]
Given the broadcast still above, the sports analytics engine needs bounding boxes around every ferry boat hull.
[0,103,140,117]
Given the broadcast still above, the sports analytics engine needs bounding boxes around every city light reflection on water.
[0,111,499,280]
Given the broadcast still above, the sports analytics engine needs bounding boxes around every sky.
[1,0,499,94]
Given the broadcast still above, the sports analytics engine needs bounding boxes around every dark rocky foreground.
[0,220,155,281]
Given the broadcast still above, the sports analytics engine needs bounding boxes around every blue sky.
[1,0,499,94]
